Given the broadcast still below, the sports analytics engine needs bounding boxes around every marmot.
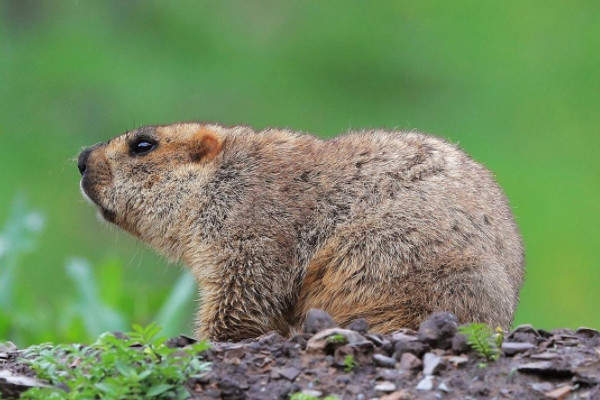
[78,123,524,341]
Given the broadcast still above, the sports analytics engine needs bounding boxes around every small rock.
[257,332,285,346]
[416,375,434,391]
[375,369,402,381]
[374,381,396,392]
[348,318,369,335]
[575,327,600,339]
[0,342,17,352]
[373,354,397,368]
[447,355,469,366]
[531,382,554,393]
[393,338,428,359]
[508,324,541,344]
[438,382,451,392]
[575,327,600,346]
[422,352,443,375]
[306,328,371,354]
[366,334,385,347]
[300,390,323,397]
[277,367,301,381]
[399,353,422,370]
[391,331,418,342]
[530,351,560,360]
[451,333,470,354]
[0,369,50,396]
[418,312,459,350]
[289,333,310,349]
[517,362,574,378]
[502,341,536,356]
[165,334,196,348]
[303,309,338,334]
[545,385,572,399]
[379,390,413,400]
[381,340,395,355]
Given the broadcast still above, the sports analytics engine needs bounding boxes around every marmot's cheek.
[80,172,118,223]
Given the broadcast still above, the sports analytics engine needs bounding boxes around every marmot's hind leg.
[293,226,516,333]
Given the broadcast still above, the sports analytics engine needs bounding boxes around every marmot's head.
[78,123,223,257]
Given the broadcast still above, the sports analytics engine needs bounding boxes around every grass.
[19,323,211,400]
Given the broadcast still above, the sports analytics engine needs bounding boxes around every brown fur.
[78,122,524,341]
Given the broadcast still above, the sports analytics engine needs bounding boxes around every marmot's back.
[78,123,524,341]
[294,130,523,332]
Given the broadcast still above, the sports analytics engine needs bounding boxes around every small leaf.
[146,383,174,397]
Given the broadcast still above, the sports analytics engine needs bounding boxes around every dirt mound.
[2,311,599,399]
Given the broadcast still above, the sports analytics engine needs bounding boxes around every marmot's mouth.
[100,207,117,223]
[80,178,117,223]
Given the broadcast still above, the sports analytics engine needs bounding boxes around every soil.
[1,311,599,400]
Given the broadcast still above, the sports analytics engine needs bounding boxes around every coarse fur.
[78,123,524,341]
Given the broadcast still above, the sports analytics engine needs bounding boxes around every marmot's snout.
[77,147,92,175]
[77,143,115,223]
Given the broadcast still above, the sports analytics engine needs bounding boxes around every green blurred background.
[1,1,599,346]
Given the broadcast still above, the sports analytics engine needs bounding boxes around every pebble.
[393,338,428,359]
[508,324,541,344]
[301,389,323,397]
[399,352,422,370]
[165,334,196,348]
[545,385,572,399]
[277,367,300,381]
[575,327,600,346]
[306,328,370,354]
[348,318,369,335]
[416,375,434,391]
[303,309,338,334]
[418,312,458,350]
[531,382,554,393]
[422,352,443,376]
[391,332,418,342]
[530,351,560,360]
[438,382,451,392]
[373,354,397,368]
[517,361,574,377]
[379,390,413,400]
[575,327,600,339]
[447,355,469,366]
[0,370,50,390]
[501,341,535,356]
[451,333,470,354]
[374,381,396,392]
[366,334,385,347]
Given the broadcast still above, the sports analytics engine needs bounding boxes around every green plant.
[458,323,503,366]
[342,354,358,373]
[0,195,45,309]
[326,334,346,344]
[19,323,211,400]
[0,193,198,346]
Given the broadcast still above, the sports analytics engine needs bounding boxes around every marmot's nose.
[78,148,92,175]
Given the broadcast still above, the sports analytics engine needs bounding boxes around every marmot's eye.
[130,139,156,156]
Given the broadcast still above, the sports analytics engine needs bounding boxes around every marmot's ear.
[189,129,223,162]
